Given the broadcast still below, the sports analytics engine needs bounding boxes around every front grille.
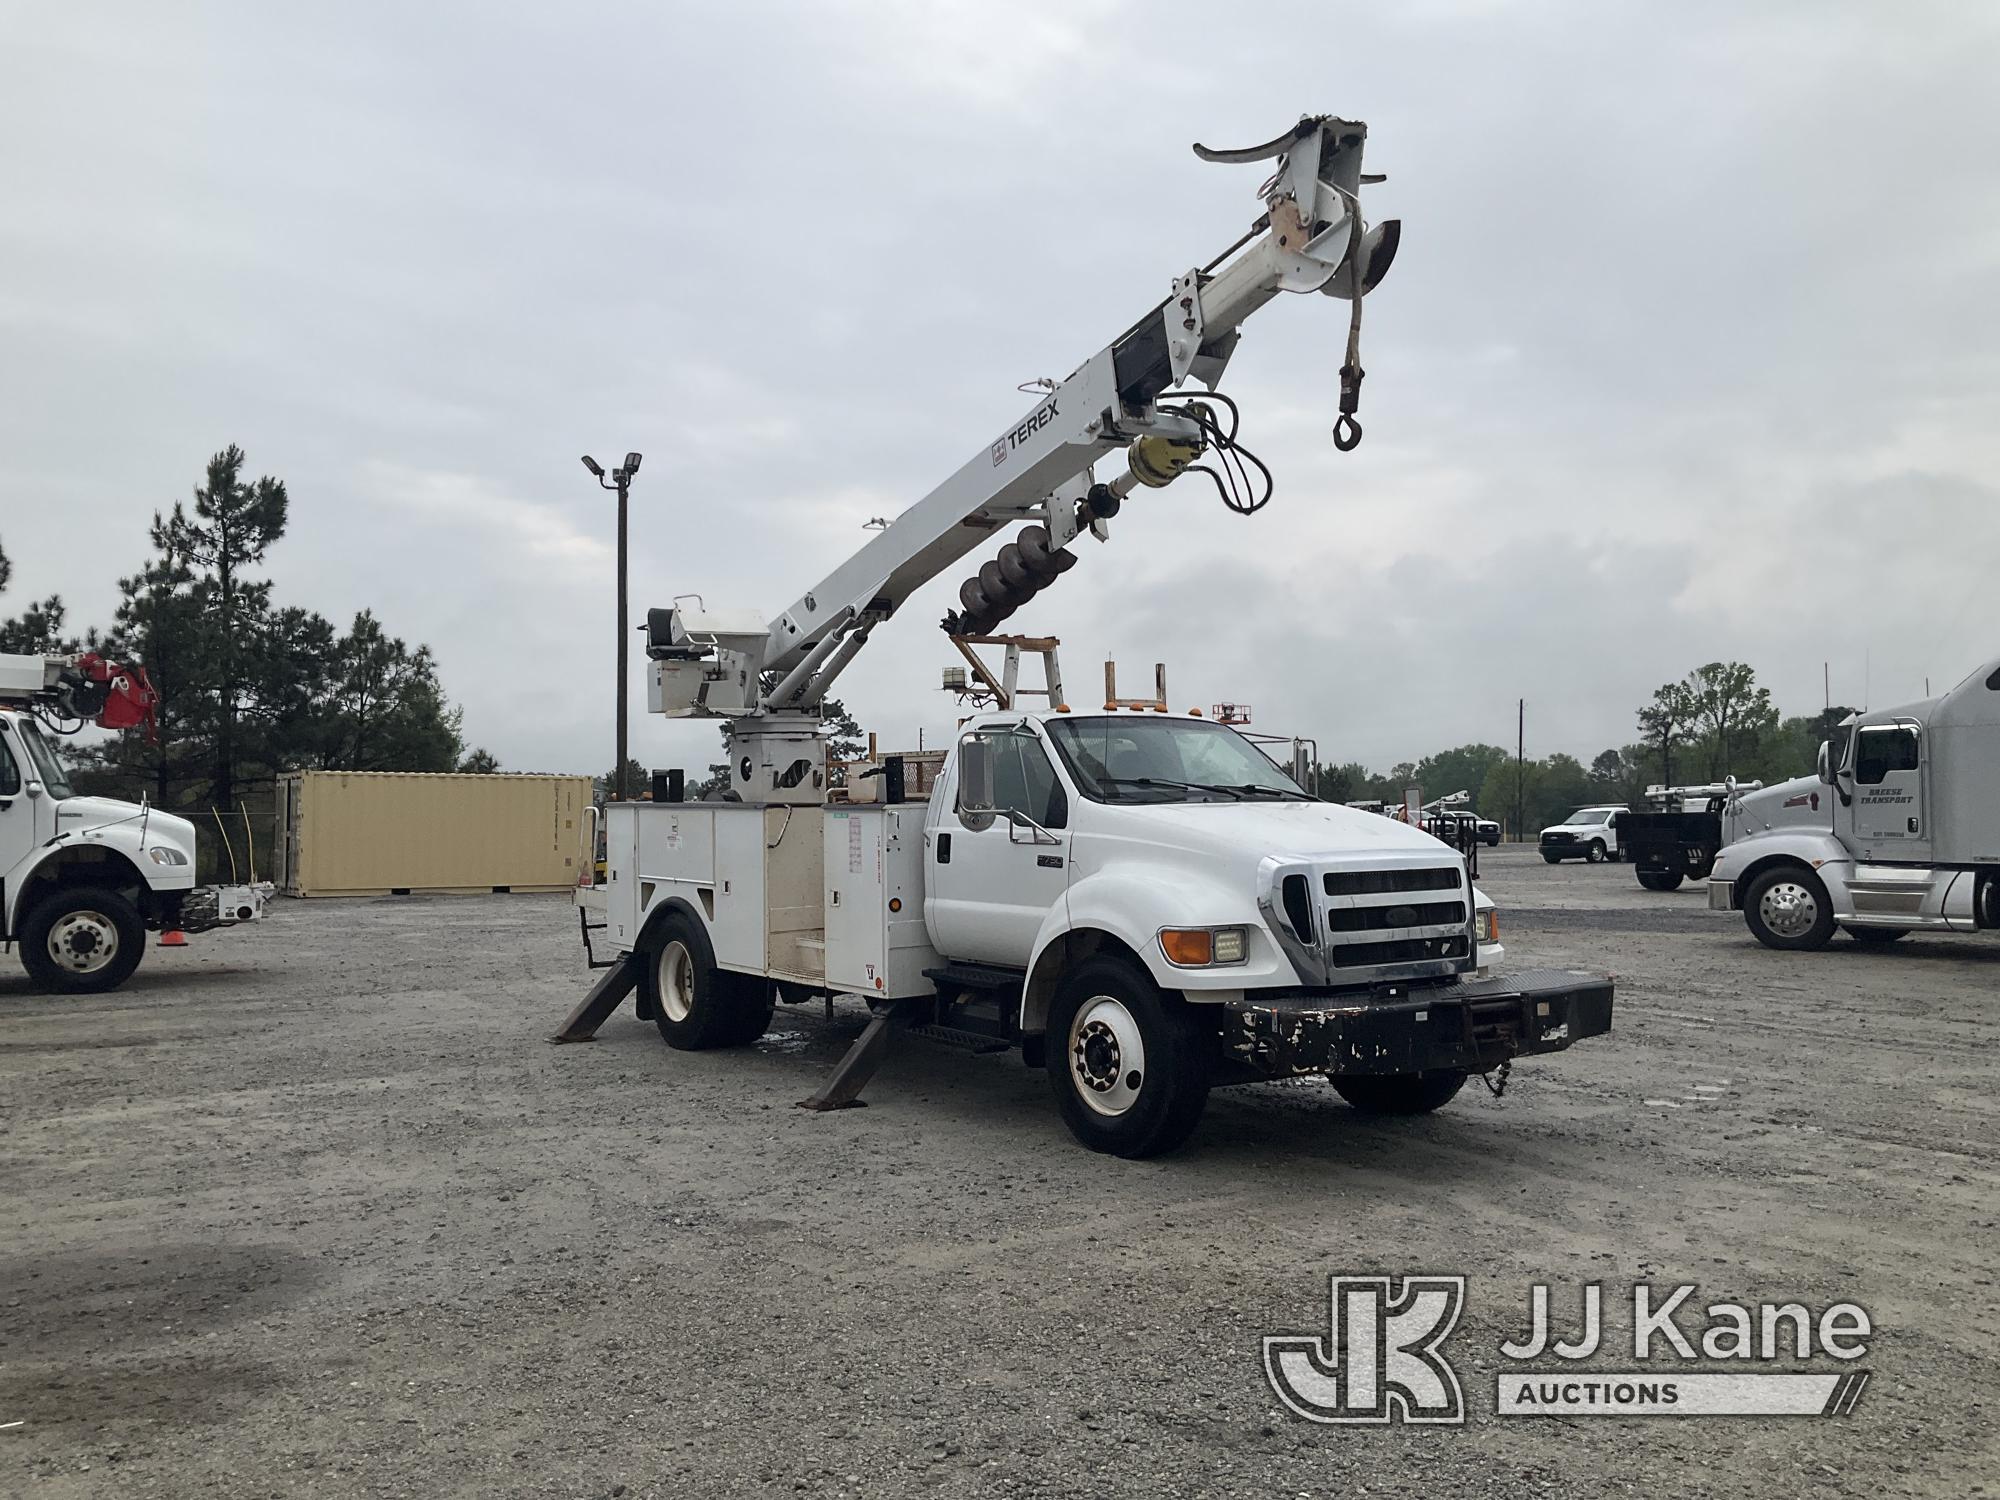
[1325,899,1466,933]
[1315,863,1472,983]
[1332,934,1470,969]
[1324,868,1461,896]
[1542,831,1574,845]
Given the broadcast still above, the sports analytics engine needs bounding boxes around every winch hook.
[1333,363,1365,451]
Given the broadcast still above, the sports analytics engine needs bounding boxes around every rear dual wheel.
[641,912,773,1049]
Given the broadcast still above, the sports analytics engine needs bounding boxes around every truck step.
[924,961,1026,996]
[908,1023,1012,1055]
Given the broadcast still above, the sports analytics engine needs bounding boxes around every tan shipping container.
[273,770,592,897]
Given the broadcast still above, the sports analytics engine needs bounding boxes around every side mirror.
[1816,741,1832,785]
[958,738,996,819]
[24,780,45,800]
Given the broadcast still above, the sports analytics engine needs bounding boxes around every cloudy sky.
[3,1,1995,778]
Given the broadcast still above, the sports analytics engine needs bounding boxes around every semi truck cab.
[1711,655,2000,950]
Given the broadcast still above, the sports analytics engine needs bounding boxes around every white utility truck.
[1,651,268,993]
[558,115,1615,1155]
[1711,657,2000,950]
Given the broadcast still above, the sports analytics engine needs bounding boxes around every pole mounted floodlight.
[583,451,643,801]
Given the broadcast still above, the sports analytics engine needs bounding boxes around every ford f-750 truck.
[569,709,1613,1156]
[554,113,1614,1155]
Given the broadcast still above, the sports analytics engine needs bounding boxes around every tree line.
[1,445,491,813]
[1311,660,1852,835]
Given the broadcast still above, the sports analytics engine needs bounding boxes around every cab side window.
[959,731,1068,830]
[0,733,19,797]
[1853,725,1919,785]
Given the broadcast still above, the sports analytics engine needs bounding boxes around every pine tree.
[156,446,289,809]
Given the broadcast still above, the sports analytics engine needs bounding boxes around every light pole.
[582,451,642,801]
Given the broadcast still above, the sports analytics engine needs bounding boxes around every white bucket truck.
[1,651,268,993]
[1711,656,2000,950]
[558,116,1614,1155]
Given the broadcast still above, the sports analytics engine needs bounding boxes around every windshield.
[1564,807,1610,826]
[16,719,76,798]
[1044,716,1311,804]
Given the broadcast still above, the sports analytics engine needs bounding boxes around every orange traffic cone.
[158,930,189,948]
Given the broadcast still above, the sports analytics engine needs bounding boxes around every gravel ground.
[3,847,1996,1498]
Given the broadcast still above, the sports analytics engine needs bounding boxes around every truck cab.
[585,711,1613,1156]
[1710,656,2000,949]
[1,667,268,993]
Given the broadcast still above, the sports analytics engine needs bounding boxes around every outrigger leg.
[549,953,643,1044]
[795,996,924,1111]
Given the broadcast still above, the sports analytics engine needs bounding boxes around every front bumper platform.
[1222,967,1614,1079]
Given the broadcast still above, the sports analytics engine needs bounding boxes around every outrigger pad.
[549,954,642,1044]
[796,997,924,1111]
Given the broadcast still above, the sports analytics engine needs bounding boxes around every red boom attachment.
[72,653,160,742]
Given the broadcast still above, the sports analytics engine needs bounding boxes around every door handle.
[936,833,952,864]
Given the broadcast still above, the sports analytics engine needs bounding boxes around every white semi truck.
[1711,656,2000,950]
[1,650,269,993]
[558,115,1615,1155]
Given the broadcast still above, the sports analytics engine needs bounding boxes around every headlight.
[1159,926,1247,967]
[1477,908,1500,944]
[147,846,189,866]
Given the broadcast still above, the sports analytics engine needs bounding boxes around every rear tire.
[19,886,146,995]
[1742,865,1836,951]
[1046,957,1211,1158]
[1636,867,1684,892]
[1843,925,1909,947]
[1332,1070,1468,1116]
[641,911,772,1049]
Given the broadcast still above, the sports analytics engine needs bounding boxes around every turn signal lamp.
[1159,926,1247,967]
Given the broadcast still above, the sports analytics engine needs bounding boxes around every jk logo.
[1263,1275,1466,1424]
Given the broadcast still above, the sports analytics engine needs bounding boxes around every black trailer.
[1621,804,1726,891]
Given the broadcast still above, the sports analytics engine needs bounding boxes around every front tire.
[1541,852,1562,864]
[1843,925,1909,947]
[1333,1070,1467,1115]
[1636,867,1684,892]
[1046,958,1211,1158]
[1743,865,1836,951]
[19,886,146,995]
[1586,840,1608,864]
[640,912,773,1049]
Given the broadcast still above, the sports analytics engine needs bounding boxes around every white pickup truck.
[569,711,1613,1156]
[1,666,269,994]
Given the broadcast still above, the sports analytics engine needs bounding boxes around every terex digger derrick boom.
[641,115,1401,804]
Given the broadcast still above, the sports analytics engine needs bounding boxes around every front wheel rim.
[1069,995,1147,1117]
[657,940,696,1022]
[1759,881,1820,939]
[48,911,119,974]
